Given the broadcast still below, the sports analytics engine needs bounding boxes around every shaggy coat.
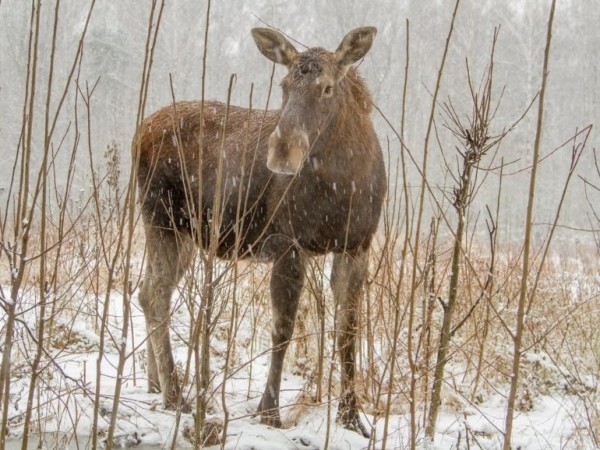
[135,26,386,437]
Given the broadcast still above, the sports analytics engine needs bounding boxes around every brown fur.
[135,27,386,437]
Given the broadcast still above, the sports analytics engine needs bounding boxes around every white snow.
[1,277,597,449]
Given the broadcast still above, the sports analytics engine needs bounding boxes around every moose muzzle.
[267,127,309,175]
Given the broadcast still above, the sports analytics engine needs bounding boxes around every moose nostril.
[267,128,309,175]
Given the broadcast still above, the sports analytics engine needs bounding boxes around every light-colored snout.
[266,127,309,175]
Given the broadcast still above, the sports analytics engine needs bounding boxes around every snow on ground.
[2,283,598,449]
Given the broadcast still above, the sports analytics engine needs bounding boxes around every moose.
[135,26,386,437]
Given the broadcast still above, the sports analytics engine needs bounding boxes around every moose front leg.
[257,246,304,428]
[331,250,370,438]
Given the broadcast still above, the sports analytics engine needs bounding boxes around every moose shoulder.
[135,26,386,437]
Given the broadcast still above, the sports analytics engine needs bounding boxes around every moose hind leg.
[139,258,161,393]
[331,250,370,438]
[139,226,194,409]
[257,246,304,428]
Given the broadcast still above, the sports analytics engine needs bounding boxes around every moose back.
[135,26,386,437]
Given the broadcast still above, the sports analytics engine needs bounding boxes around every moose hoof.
[339,412,370,438]
[147,379,161,394]
[337,394,370,438]
[164,397,192,414]
[257,398,282,428]
[260,413,282,429]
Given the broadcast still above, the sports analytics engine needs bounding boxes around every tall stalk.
[195,73,234,444]
[220,81,254,446]
[0,2,41,444]
[19,1,60,448]
[102,2,165,448]
[425,137,472,437]
[425,29,514,436]
[406,0,461,445]
[381,18,411,450]
[503,1,556,448]
[191,1,212,443]
[471,167,502,401]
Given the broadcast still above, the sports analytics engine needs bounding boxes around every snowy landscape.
[1,0,600,449]
[3,261,599,449]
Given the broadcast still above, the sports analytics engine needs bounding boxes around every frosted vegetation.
[0,1,599,449]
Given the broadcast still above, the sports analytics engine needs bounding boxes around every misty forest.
[1,0,599,449]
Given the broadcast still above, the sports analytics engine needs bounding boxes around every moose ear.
[251,28,298,67]
[334,26,377,70]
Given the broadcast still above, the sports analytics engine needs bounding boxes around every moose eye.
[323,85,334,97]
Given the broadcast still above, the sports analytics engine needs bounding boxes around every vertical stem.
[472,163,502,401]
[382,18,410,450]
[323,276,340,450]
[503,1,556,448]
[190,2,211,442]
[104,2,165,448]
[0,2,41,445]
[406,0,461,444]
[221,83,254,445]
[20,1,60,447]
[426,162,470,437]
[196,72,234,446]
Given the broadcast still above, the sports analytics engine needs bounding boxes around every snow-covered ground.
[2,272,598,449]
